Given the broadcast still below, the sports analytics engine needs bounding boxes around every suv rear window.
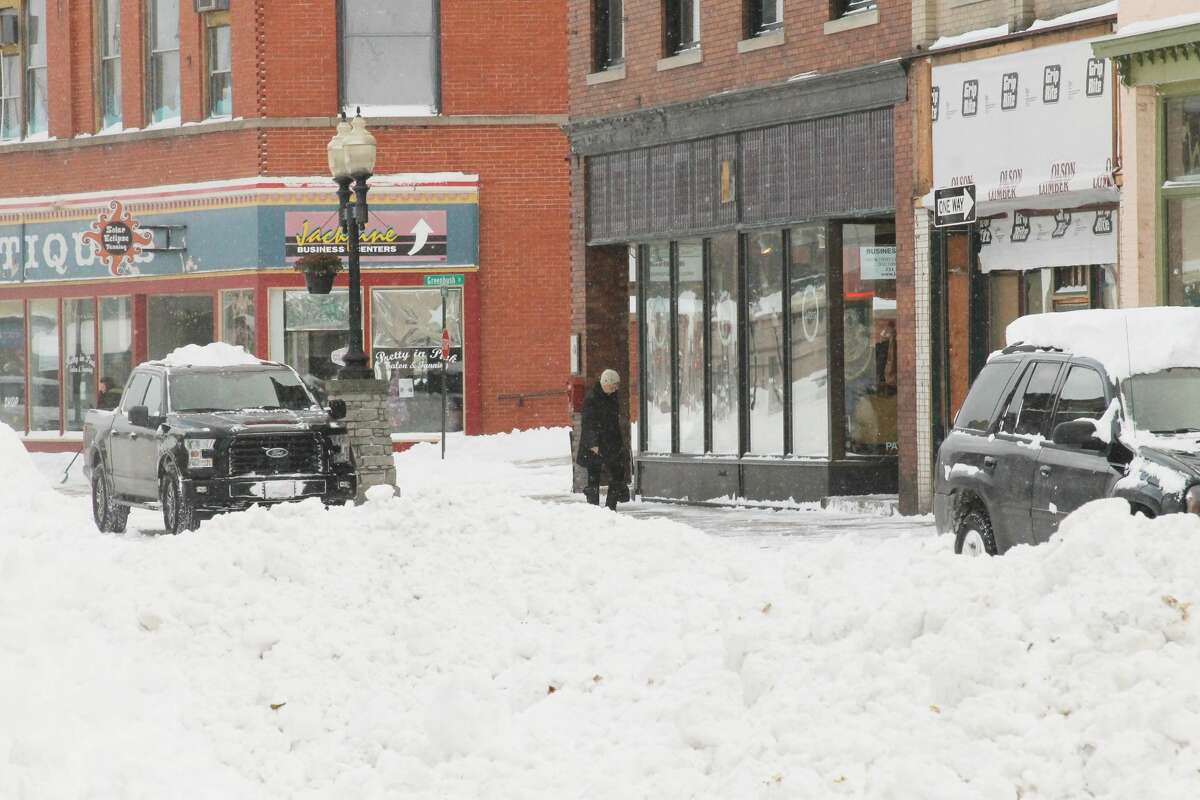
[954,361,1018,431]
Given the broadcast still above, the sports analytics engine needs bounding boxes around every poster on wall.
[976,208,1117,272]
[931,40,1116,211]
[284,211,448,263]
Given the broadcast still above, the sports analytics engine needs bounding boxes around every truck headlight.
[1187,485,1200,515]
[186,438,216,470]
[329,434,352,464]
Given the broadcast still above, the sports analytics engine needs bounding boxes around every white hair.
[600,369,620,387]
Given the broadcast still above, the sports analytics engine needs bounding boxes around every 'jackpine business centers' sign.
[284,211,448,263]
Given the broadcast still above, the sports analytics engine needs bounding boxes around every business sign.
[284,211,448,263]
[934,185,976,227]
[932,40,1115,211]
[859,246,898,279]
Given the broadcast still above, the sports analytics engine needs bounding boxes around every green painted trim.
[1157,90,1167,305]
[1093,23,1200,59]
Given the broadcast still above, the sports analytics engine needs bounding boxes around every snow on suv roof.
[1005,307,1200,380]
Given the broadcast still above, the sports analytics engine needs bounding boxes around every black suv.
[936,345,1200,555]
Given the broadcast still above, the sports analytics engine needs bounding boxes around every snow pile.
[1006,307,1200,379]
[159,341,263,368]
[1027,0,1117,32]
[395,426,572,497]
[0,422,56,510]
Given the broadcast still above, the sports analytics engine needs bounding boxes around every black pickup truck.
[83,360,357,534]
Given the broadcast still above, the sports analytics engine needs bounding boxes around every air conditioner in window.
[0,12,18,47]
[194,0,229,12]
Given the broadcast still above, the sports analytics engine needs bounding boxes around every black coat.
[576,382,623,468]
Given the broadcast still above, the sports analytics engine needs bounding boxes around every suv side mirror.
[329,399,347,421]
[1052,419,1105,451]
[128,405,150,429]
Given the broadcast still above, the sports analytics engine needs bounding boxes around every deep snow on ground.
[5,423,1200,799]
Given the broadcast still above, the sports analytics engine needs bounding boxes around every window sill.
[737,29,785,53]
[657,47,703,72]
[586,64,626,85]
[823,8,879,35]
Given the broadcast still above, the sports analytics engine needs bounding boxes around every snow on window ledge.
[342,105,438,119]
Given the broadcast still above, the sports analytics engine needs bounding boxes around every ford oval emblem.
[264,447,289,459]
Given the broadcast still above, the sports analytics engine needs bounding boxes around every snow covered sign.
[932,40,1117,214]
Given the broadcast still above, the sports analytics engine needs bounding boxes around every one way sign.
[935,184,976,227]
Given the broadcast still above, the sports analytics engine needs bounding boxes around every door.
[1032,365,1114,541]
[109,371,150,494]
[990,360,1063,550]
[945,233,972,421]
[128,373,165,498]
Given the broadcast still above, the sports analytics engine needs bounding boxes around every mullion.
[702,237,712,454]
[781,228,793,455]
[669,240,680,454]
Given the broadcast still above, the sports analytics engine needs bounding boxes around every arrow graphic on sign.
[409,218,433,256]
[960,189,974,220]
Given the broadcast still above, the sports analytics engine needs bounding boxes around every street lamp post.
[327,110,377,380]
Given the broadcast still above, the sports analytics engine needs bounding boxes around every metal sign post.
[440,286,449,461]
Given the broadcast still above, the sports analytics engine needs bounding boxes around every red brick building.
[0,0,570,451]
[566,0,920,509]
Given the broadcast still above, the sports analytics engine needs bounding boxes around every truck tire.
[955,508,997,557]
[160,461,199,534]
[91,465,129,534]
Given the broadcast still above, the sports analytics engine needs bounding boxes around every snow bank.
[0,422,54,508]
[394,426,572,497]
[159,341,263,368]
[1006,307,1200,379]
[5,450,1200,800]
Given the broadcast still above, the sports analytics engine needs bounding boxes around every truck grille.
[228,433,324,477]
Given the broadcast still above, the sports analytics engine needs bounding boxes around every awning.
[1091,13,1200,86]
[977,207,1116,273]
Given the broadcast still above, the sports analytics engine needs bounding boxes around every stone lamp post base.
[327,378,398,503]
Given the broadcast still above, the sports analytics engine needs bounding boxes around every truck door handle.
[129,432,139,440]
[983,456,996,470]
[1039,465,1052,477]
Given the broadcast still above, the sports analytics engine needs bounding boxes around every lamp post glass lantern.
[327,110,376,380]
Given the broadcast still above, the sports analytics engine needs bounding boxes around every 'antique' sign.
[284,211,448,263]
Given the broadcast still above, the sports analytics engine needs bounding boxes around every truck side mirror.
[1052,419,1104,451]
[329,399,347,420]
[128,405,150,429]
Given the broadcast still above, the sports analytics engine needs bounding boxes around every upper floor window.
[206,16,231,118]
[0,51,17,142]
[145,0,180,124]
[341,0,438,114]
[98,0,121,130]
[593,0,623,71]
[747,0,782,35]
[837,0,877,17]
[24,0,46,136]
[663,0,699,55]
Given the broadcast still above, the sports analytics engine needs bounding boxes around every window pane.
[284,290,348,403]
[143,374,164,417]
[101,59,122,129]
[955,361,1017,431]
[677,240,704,453]
[100,297,133,409]
[1167,196,1200,306]
[64,298,97,431]
[644,243,672,453]
[151,51,181,121]
[709,233,739,454]
[842,223,897,456]
[26,68,47,135]
[220,289,256,352]
[0,300,26,431]
[746,231,784,455]
[1014,362,1061,437]
[26,0,46,67]
[1166,95,1200,182]
[344,36,437,108]
[789,224,828,456]
[371,288,464,433]
[1052,367,1106,433]
[343,0,435,35]
[147,294,213,361]
[210,72,232,117]
[120,372,149,413]
[151,0,179,50]
[102,0,121,57]
[0,54,18,141]
[28,299,59,432]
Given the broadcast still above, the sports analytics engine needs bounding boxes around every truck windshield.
[1124,368,1200,434]
[169,369,317,413]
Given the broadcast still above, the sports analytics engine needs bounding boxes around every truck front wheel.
[92,465,129,534]
[160,462,199,535]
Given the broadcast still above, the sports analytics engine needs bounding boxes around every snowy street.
[3,423,1199,799]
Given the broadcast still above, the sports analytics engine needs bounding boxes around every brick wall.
[568,0,910,118]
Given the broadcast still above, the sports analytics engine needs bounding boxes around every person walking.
[576,368,628,510]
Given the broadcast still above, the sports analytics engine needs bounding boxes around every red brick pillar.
[69,0,97,134]
[120,0,147,130]
[45,0,75,139]
[179,3,204,123]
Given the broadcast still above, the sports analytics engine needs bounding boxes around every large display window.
[99,296,133,410]
[643,243,672,453]
[28,299,60,432]
[148,294,213,361]
[676,241,705,454]
[220,289,256,352]
[272,289,349,404]
[0,300,24,431]
[842,222,897,456]
[371,287,464,433]
[708,234,739,454]
[789,223,829,457]
[64,298,97,431]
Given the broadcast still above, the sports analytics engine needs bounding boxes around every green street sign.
[423,274,464,287]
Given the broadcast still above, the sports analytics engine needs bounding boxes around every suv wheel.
[160,462,199,535]
[955,508,997,557]
[91,465,128,534]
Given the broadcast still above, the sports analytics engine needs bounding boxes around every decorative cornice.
[564,61,907,156]
[1092,21,1200,86]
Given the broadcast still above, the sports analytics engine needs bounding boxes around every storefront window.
[284,290,347,404]
[220,289,256,353]
[64,298,97,431]
[148,294,213,361]
[28,299,59,432]
[746,230,784,455]
[709,233,739,454]
[644,243,672,453]
[0,300,24,431]
[100,296,133,409]
[842,223,897,456]
[1167,197,1200,307]
[988,272,1021,353]
[1166,95,1200,182]
[676,240,704,453]
[789,224,829,457]
[371,288,464,433]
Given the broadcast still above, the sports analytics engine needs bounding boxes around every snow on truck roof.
[1004,307,1200,380]
[155,342,266,369]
